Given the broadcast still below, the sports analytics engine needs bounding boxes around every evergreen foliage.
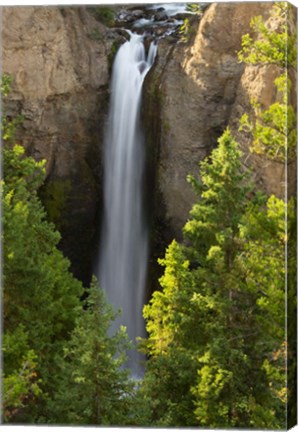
[238,2,296,68]
[49,277,134,425]
[2,79,132,424]
[129,4,294,425]
[239,74,296,161]
[140,129,288,428]
[2,141,83,421]
[287,198,297,427]
[237,8,297,423]
[2,2,295,427]
[238,2,297,162]
[0,74,12,96]
[3,327,42,422]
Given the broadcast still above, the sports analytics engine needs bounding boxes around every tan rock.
[2,6,109,175]
[2,6,113,283]
[154,3,271,237]
[229,7,297,199]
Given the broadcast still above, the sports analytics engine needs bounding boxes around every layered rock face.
[145,2,290,239]
[2,6,112,283]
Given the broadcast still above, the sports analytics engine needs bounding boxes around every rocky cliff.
[2,3,295,285]
[2,6,115,284]
[229,4,297,198]
[144,2,280,240]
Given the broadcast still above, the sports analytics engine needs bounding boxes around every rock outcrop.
[148,2,296,243]
[229,64,295,199]
[2,6,113,284]
[145,2,272,239]
[229,5,297,199]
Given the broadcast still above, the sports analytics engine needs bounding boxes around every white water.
[149,3,189,16]
[99,33,157,376]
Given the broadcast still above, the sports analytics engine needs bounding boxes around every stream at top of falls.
[98,33,157,377]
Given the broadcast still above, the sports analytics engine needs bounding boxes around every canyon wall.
[145,2,286,240]
[2,6,115,283]
[3,3,295,284]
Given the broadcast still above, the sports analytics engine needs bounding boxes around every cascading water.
[99,33,157,376]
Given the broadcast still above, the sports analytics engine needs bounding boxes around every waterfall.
[99,33,157,376]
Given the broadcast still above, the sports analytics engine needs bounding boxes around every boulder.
[154,11,168,22]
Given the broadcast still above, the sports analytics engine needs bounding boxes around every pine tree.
[238,5,296,425]
[2,81,83,422]
[140,129,287,428]
[238,2,296,69]
[238,2,297,162]
[2,326,42,422]
[50,277,134,426]
[2,76,136,426]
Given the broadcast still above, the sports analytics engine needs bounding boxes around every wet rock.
[138,61,147,73]
[154,25,175,37]
[166,17,177,23]
[117,8,146,24]
[173,12,194,21]
[131,9,145,19]
[117,10,135,22]
[106,27,129,42]
[154,11,168,22]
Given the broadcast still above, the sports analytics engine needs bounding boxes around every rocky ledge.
[113,4,206,39]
